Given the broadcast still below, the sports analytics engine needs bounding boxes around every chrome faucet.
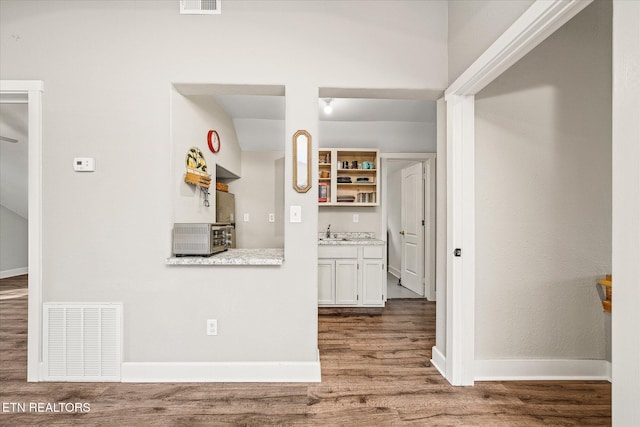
[326,224,331,238]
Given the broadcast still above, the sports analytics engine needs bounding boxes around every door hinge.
[422,219,425,226]
[357,263,360,270]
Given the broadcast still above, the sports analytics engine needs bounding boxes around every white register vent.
[43,303,122,381]
[180,0,221,15]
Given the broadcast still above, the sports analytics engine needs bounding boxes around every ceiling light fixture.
[323,99,333,115]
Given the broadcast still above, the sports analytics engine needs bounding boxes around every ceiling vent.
[180,0,221,15]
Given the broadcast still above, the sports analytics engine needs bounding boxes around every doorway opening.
[0,80,44,382]
[0,101,28,280]
[383,156,436,300]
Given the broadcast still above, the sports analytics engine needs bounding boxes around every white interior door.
[401,163,424,296]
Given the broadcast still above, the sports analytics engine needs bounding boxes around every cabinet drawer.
[363,246,383,259]
[318,246,358,259]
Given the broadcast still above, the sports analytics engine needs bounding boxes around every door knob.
[399,230,405,235]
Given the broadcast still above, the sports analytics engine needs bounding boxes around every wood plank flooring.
[0,275,611,426]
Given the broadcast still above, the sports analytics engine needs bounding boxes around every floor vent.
[180,0,221,15]
[43,303,122,381]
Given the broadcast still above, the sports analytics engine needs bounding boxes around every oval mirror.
[293,130,311,193]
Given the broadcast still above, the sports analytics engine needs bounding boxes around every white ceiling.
[318,98,436,122]
[215,94,285,121]
[212,94,436,123]
[212,95,436,151]
[213,94,285,152]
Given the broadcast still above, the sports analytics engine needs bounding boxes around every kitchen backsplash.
[317,231,376,239]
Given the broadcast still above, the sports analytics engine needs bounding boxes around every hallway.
[386,272,423,299]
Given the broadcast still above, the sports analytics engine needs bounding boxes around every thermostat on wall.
[73,157,95,172]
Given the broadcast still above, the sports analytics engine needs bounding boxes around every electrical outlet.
[206,319,218,336]
[353,214,359,223]
[268,213,275,223]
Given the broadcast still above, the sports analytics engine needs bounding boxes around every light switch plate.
[73,157,95,172]
[290,205,302,223]
[243,213,250,222]
[353,214,359,223]
[206,319,217,336]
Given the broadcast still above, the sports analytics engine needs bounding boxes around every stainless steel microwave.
[173,223,233,256]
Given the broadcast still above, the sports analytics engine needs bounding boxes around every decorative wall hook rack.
[184,146,212,207]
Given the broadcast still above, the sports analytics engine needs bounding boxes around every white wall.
[229,151,285,249]
[448,0,534,84]
[387,168,402,276]
[0,102,28,277]
[319,121,437,153]
[612,0,640,423]
[318,206,381,237]
[0,0,447,369]
[474,1,611,360]
[171,90,242,224]
[0,204,28,276]
[0,103,28,218]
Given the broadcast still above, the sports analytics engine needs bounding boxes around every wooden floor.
[0,275,611,426]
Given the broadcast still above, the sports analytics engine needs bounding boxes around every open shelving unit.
[318,148,380,207]
[318,149,333,204]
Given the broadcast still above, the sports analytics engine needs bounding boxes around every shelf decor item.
[184,146,212,207]
[598,274,612,312]
[318,182,328,202]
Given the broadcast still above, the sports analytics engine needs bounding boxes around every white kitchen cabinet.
[335,260,359,304]
[318,260,335,305]
[318,244,385,307]
[362,259,384,305]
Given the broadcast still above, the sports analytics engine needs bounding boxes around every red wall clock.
[207,130,221,153]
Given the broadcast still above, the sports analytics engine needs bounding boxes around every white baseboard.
[121,351,322,383]
[431,346,446,379]
[0,267,28,279]
[475,358,612,381]
[388,266,400,278]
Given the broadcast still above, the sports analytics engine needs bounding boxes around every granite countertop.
[166,248,284,266]
[317,232,385,246]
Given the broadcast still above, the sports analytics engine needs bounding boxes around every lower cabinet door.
[318,260,335,304]
[362,259,384,305]
[335,259,359,304]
